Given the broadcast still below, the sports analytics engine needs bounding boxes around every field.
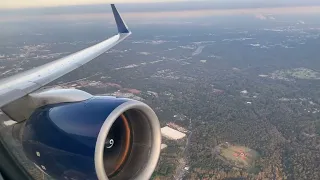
[271,68,320,80]
[215,143,260,169]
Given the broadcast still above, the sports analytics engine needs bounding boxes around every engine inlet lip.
[94,100,161,180]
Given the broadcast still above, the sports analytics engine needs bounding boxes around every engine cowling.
[18,96,161,180]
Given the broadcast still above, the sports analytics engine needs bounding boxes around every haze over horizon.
[1,0,320,9]
[1,0,320,23]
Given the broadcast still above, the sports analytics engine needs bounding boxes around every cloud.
[269,16,276,20]
[255,14,267,20]
[255,14,276,20]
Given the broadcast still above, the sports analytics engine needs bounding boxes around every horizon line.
[1,5,320,23]
[1,0,188,10]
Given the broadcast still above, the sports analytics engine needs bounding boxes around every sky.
[1,0,320,9]
[2,0,185,9]
[1,0,320,23]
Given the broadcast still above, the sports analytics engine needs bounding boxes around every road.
[174,130,193,180]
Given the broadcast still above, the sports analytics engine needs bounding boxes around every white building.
[161,126,186,140]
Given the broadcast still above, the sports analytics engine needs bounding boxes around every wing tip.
[111,4,130,34]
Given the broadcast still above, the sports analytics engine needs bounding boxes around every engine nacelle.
[17,95,161,180]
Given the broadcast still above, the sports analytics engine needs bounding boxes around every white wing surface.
[0,4,131,108]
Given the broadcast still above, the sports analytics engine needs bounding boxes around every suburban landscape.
[1,1,320,179]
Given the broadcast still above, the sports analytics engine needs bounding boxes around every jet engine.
[9,89,161,180]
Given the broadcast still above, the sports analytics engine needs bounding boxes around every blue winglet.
[111,4,130,34]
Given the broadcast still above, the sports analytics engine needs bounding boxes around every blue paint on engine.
[22,96,128,180]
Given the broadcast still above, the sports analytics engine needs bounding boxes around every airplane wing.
[0,4,131,108]
[0,5,162,180]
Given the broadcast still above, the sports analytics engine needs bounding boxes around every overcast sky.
[2,0,320,9]
[1,0,320,23]
[2,0,184,9]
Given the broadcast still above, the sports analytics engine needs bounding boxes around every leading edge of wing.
[0,4,131,108]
